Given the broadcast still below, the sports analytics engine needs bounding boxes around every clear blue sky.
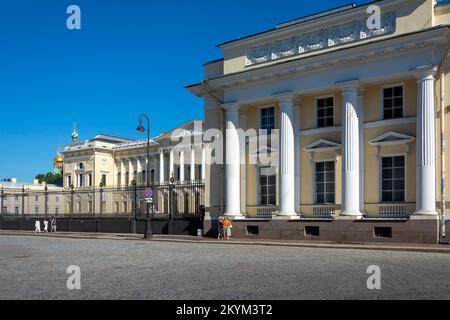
[0,0,366,182]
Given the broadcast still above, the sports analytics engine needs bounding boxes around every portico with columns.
[187,0,450,243]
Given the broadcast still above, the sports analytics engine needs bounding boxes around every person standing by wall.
[34,220,41,234]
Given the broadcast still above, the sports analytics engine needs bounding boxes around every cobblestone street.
[0,235,449,300]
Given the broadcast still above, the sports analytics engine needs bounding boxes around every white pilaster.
[224,103,243,217]
[120,160,125,188]
[411,65,438,216]
[190,147,196,182]
[113,161,118,188]
[136,158,142,186]
[129,159,134,185]
[160,150,165,184]
[338,80,362,218]
[293,100,301,214]
[179,149,185,182]
[240,109,248,215]
[358,89,365,213]
[169,148,174,180]
[201,144,206,181]
[274,92,297,218]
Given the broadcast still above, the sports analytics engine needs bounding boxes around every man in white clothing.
[34,220,41,234]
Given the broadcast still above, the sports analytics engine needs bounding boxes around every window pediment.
[304,139,341,153]
[369,131,414,146]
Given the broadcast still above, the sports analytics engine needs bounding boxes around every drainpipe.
[438,46,450,243]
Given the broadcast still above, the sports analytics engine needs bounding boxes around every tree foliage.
[35,172,63,186]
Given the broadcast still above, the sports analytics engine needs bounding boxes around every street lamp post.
[137,114,153,239]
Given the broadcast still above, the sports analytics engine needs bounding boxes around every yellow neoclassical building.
[187,0,450,243]
[61,120,206,214]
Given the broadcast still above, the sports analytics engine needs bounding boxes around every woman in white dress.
[34,220,41,233]
[43,219,49,232]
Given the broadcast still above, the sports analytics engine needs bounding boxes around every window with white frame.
[381,156,405,202]
[317,97,334,128]
[383,86,403,119]
[260,107,275,134]
[315,161,335,204]
[67,175,72,187]
[35,207,39,215]
[259,166,276,206]
[87,173,93,187]
[78,174,84,187]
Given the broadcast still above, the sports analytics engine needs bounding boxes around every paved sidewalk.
[1,229,449,254]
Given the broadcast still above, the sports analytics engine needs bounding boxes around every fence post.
[22,186,25,215]
[44,184,48,218]
[131,181,137,234]
[0,187,4,215]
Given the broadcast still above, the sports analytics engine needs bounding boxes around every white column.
[339,80,362,218]
[190,147,196,182]
[412,65,438,216]
[120,160,125,188]
[179,149,185,182]
[224,103,242,217]
[358,89,365,213]
[136,158,142,186]
[201,144,206,181]
[113,161,118,187]
[169,148,174,180]
[240,109,248,215]
[274,92,297,218]
[293,100,301,214]
[159,150,165,184]
[129,159,134,185]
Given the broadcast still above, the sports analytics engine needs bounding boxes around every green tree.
[35,172,63,186]
[0,178,12,182]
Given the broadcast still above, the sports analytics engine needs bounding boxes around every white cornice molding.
[368,131,415,146]
[363,116,417,129]
[300,126,342,136]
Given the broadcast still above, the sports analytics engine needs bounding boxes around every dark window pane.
[260,177,267,185]
[382,157,393,167]
[394,179,405,190]
[382,192,392,202]
[384,88,393,98]
[318,99,324,108]
[382,168,393,179]
[325,162,334,171]
[384,109,393,119]
[394,192,405,202]
[316,194,325,204]
[316,173,324,183]
[327,98,334,106]
[394,168,404,179]
[269,196,276,205]
[326,172,335,182]
[393,108,403,118]
[394,86,403,96]
[325,117,334,127]
[394,156,404,167]
[382,179,393,190]
[318,119,325,128]
[268,176,276,185]
[326,182,335,193]
[325,193,335,203]
[384,98,393,108]
[317,184,325,193]
[326,108,333,117]
[318,108,325,117]
[394,97,403,107]
[316,162,324,172]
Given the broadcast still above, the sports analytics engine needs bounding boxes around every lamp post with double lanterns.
[136,114,153,239]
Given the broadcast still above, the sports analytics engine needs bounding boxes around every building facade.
[187,0,450,243]
[61,120,206,214]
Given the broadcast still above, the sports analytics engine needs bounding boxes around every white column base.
[224,214,246,220]
[339,212,363,220]
[411,211,439,219]
[273,214,300,221]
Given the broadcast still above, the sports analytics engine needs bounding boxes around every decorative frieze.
[245,12,396,66]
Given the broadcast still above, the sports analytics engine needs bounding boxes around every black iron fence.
[0,180,205,218]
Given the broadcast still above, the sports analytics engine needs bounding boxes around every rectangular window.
[383,86,403,119]
[381,156,405,202]
[35,207,39,215]
[55,207,60,215]
[260,107,275,134]
[259,167,276,206]
[317,97,334,128]
[87,173,93,187]
[15,207,19,214]
[35,196,39,201]
[88,201,93,213]
[101,174,107,186]
[67,175,72,187]
[315,161,335,204]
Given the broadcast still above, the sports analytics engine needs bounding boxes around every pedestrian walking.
[43,219,49,232]
[34,220,41,234]
[50,217,57,232]
[223,217,232,240]
[218,217,224,240]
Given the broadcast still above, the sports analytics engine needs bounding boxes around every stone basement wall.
[204,218,440,245]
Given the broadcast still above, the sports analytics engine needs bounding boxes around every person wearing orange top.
[223,218,232,240]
